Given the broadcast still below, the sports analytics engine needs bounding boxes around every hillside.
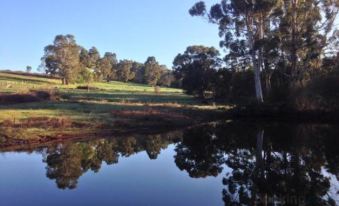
[0,71,182,94]
[0,71,225,149]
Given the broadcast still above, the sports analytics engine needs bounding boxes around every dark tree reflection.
[43,131,182,189]
[143,134,171,160]
[12,121,338,205]
[45,140,119,189]
[174,122,339,206]
[175,124,224,178]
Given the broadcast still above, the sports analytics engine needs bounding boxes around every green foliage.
[229,70,255,102]
[40,35,178,87]
[131,61,145,84]
[88,47,100,69]
[173,45,221,97]
[292,55,339,111]
[42,34,81,84]
[212,68,233,99]
[158,72,175,87]
[189,0,339,108]
[26,66,32,73]
[40,34,179,89]
[96,52,117,81]
[117,60,135,82]
[78,68,94,85]
[144,57,162,86]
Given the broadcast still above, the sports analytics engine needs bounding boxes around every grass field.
[0,71,227,147]
[0,72,182,93]
[0,71,199,121]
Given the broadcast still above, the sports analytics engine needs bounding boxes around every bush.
[293,74,339,111]
[0,90,58,104]
[229,70,255,103]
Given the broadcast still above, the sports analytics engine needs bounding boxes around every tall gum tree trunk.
[291,0,298,87]
[258,12,265,103]
[255,130,265,205]
[247,15,264,103]
[256,130,264,172]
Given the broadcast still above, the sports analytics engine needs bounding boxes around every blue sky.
[0,0,221,71]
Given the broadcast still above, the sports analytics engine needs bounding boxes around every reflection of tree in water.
[44,131,181,189]
[175,124,224,178]
[174,123,339,205]
[143,134,172,160]
[37,122,339,204]
[45,139,120,189]
[46,144,85,189]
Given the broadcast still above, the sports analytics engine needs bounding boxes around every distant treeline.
[41,35,179,87]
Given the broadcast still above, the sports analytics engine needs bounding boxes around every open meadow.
[0,71,227,149]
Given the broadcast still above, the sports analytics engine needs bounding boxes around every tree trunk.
[256,130,264,172]
[291,0,298,87]
[254,63,264,103]
[247,15,264,103]
[258,13,265,102]
[265,72,272,96]
[256,130,265,206]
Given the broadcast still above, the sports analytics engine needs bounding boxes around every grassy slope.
[0,72,227,147]
[0,72,181,93]
[0,71,198,120]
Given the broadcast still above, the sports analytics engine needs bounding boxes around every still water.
[0,121,338,206]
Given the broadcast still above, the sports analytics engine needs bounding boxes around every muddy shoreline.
[0,108,223,150]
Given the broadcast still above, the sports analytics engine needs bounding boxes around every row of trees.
[40,0,338,108]
[41,35,176,87]
[177,0,339,107]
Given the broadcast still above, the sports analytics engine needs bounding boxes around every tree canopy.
[42,34,81,84]
[41,35,176,87]
[173,45,221,97]
[189,0,339,103]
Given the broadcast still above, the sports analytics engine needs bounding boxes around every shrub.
[0,90,58,104]
[292,73,339,111]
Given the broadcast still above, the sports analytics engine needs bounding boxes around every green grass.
[0,71,202,122]
[0,72,230,146]
[91,81,181,93]
[0,72,182,94]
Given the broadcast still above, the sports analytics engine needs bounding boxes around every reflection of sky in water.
[322,167,339,205]
[1,122,339,206]
[0,145,224,206]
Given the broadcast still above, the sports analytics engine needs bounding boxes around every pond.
[0,121,338,206]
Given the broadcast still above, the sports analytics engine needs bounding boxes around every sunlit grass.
[0,72,182,94]
[0,72,206,124]
[91,81,181,93]
[0,72,228,145]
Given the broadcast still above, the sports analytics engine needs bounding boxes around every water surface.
[0,122,338,205]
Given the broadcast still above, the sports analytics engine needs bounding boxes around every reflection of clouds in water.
[322,167,339,204]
